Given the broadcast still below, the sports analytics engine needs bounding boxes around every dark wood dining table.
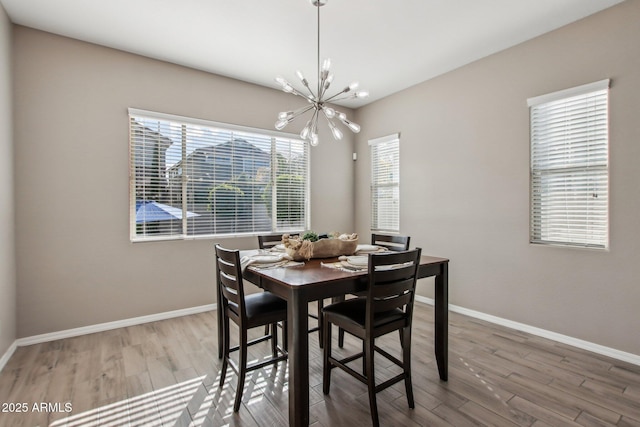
[217,251,449,427]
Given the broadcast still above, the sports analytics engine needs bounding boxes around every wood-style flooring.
[1,302,639,427]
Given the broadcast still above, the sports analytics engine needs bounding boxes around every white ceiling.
[0,0,624,108]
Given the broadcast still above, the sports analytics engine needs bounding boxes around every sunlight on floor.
[48,357,288,427]
[50,376,206,427]
[459,356,518,417]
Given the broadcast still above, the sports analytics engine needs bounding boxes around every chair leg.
[365,338,379,427]
[317,300,324,348]
[217,317,223,359]
[402,326,415,408]
[362,340,366,375]
[338,327,345,348]
[336,295,346,348]
[233,327,248,412]
[217,285,223,359]
[219,313,230,386]
[322,318,332,395]
[271,322,278,358]
[264,324,270,336]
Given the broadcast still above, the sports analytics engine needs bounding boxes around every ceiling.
[1,0,624,108]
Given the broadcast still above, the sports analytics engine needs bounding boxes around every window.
[369,133,400,232]
[528,80,610,249]
[129,109,309,241]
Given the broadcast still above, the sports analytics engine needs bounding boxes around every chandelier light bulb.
[322,58,331,72]
[275,119,289,130]
[296,70,313,95]
[324,74,334,90]
[343,119,361,133]
[276,77,295,94]
[327,120,343,140]
[323,107,335,118]
[300,121,311,140]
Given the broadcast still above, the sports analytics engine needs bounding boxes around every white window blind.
[129,109,309,241]
[370,134,400,233]
[528,80,609,249]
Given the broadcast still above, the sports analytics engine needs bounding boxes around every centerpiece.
[283,231,358,261]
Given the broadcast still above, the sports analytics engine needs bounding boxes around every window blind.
[369,134,400,233]
[129,109,309,241]
[528,80,609,249]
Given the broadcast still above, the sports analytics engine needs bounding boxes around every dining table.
[217,249,449,427]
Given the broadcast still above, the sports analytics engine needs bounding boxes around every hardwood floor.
[1,302,639,427]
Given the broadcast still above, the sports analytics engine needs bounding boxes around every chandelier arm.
[326,91,369,103]
[309,108,320,135]
[286,87,317,104]
[323,89,352,103]
[318,86,327,101]
[290,104,316,120]
[303,84,316,100]
[323,95,350,104]
[296,73,317,99]
[318,76,327,100]
[318,74,332,100]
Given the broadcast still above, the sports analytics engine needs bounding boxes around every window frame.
[369,133,400,233]
[129,108,310,242]
[527,79,610,250]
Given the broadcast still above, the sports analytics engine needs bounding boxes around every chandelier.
[274,0,368,146]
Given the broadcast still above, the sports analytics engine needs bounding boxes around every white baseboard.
[14,304,216,347]
[0,340,17,372]
[415,295,640,366]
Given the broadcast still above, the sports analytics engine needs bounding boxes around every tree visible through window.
[528,80,609,249]
[129,109,309,241]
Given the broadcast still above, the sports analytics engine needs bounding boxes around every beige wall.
[0,3,16,358]
[354,1,640,355]
[10,2,640,359]
[13,27,355,337]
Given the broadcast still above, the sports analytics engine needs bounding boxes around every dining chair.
[371,233,411,252]
[322,248,422,427]
[215,244,288,412]
[257,233,284,250]
[257,233,325,348]
[337,233,412,347]
[258,234,285,336]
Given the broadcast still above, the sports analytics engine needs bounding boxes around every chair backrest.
[365,248,422,328]
[371,233,411,252]
[258,234,284,250]
[215,244,247,320]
